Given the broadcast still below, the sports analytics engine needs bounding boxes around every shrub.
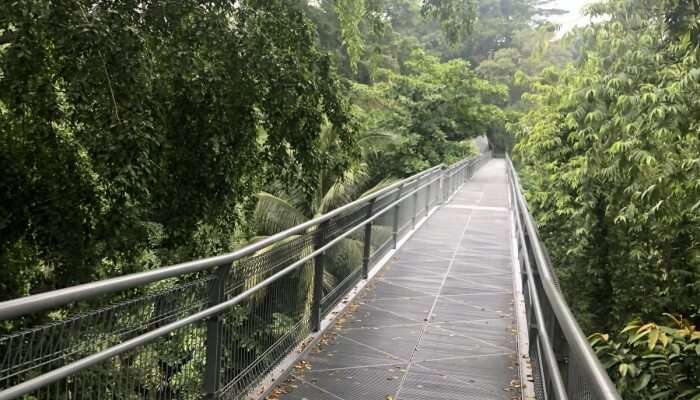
[590,315,700,400]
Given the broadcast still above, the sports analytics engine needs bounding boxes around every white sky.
[546,0,593,34]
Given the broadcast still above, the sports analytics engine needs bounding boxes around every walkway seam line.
[393,207,476,399]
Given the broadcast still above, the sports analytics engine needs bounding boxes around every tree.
[513,0,700,332]
[0,0,353,302]
[352,49,505,176]
[251,124,395,312]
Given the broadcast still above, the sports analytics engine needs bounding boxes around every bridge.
[0,155,621,400]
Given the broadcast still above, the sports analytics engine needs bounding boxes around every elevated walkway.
[0,156,621,400]
[279,160,521,400]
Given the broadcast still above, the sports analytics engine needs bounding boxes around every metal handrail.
[506,155,620,400]
[0,165,445,321]
[0,151,491,400]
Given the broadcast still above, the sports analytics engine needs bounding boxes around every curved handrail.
[0,164,444,320]
[506,155,620,400]
[0,152,489,400]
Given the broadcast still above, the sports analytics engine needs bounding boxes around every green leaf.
[619,363,629,377]
[633,373,651,392]
[649,328,660,350]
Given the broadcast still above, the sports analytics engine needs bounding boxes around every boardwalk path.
[279,159,519,400]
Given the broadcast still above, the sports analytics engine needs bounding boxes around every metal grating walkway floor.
[275,159,520,400]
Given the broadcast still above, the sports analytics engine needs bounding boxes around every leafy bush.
[590,315,700,400]
[513,0,700,332]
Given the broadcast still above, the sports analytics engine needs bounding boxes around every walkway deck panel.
[278,160,520,400]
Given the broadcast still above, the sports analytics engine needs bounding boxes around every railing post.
[442,170,450,204]
[438,170,442,201]
[411,189,418,229]
[425,174,432,214]
[442,172,449,203]
[311,221,329,332]
[204,265,227,399]
[362,199,375,279]
[447,171,452,200]
[392,184,404,249]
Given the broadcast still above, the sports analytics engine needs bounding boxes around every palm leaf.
[325,237,364,283]
[369,224,393,249]
[359,177,397,198]
[254,192,308,235]
[323,270,338,292]
[357,130,402,157]
[237,234,307,304]
[320,164,373,213]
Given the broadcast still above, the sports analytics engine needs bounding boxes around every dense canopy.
[1,0,699,398]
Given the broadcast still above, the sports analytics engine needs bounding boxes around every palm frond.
[325,237,364,281]
[254,192,309,235]
[359,177,398,198]
[238,234,309,304]
[369,224,393,248]
[320,164,373,213]
[323,270,338,292]
[357,130,402,155]
[318,122,338,153]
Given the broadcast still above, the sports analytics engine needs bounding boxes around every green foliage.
[0,0,352,301]
[513,0,700,333]
[420,0,476,44]
[335,0,367,71]
[591,315,700,400]
[330,0,480,71]
[476,23,576,105]
[402,0,565,66]
[352,49,505,176]
[0,1,517,399]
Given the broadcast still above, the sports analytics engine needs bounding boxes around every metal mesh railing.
[0,154,489,400]
[0,275,214,400]
[506,156,621,400]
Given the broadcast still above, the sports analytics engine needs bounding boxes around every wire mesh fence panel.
[369,190,397,266]
[320,229,366,316]
[0,275,213,400]
[324,204,371,244]
[17,321,206,400]
[218,230,318,399]
[368,192,397,268]
[444,162,465,199]
[507,155,621,400]
[217,272,314,400]
[414,178,428,221]
[567,351,597,400]
[425,176,440,210]
[530,338,548,400]
[322,204,372,315]
[397,183,415,237]
[0,156,500,400]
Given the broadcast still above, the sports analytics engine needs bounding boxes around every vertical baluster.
[392,184,403,248]
[311,221,329,332]
[204,265,227,399]
[411,184,418,229]
[362,199,375,279]
[425,172,432,214]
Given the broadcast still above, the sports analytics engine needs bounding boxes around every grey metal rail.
[0,152,491,400]
[506,156,621,400]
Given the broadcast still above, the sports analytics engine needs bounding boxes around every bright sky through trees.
[549,0,593,35]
